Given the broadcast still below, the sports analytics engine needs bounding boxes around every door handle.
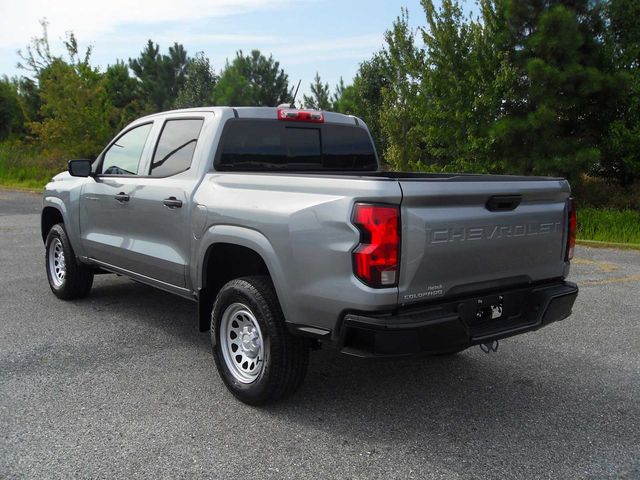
[163,197,183,209]
[115,192,130,203]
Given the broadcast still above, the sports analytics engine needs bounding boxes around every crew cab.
[41,106,578,404]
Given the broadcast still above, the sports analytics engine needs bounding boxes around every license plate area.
[476,296,504,321]
[458,290,537,339]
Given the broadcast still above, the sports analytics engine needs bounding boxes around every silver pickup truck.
[42,106,578,404]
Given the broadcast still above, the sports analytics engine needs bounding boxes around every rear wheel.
[211,276,309,405]
[45,224,94,299]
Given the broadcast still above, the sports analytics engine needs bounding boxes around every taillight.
[352,203,400,288]
[277,108,324,123]
[566,198,576,261]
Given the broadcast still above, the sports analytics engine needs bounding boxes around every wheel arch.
[41,205,64,243]
[196,226,290,332]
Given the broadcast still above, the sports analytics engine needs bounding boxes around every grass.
[577,208,640,245]
[0,142,60,190]
[576,239,640,251]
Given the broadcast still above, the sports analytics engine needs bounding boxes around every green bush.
[572,176,640,210]
[577,208,640,244]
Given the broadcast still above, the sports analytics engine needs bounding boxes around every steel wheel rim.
[219,303,265,384]
[48,238,66,287]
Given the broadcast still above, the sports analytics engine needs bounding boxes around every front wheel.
[45,224,94,300]
[211,276,309,405]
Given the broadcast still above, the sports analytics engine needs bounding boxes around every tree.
[30,58,114,159]
[174,53,217,108]
[396,0,508,174]
[15,23,115,158]
[0,77,25,140]
[212,64,252,106]
[12,21,114,157]
[16,19,57,79]
[129,40,189,113]
[16,77,41,124]
[303,72,331,110]
[104,60,142,129]
[488,0,626,181]
[599,0,640,185]
[350,53,392,160]
[14,19,57,125]
[212,50,289,106]
[362,0,630,181]
[378,8,424,171]
[331,77,357,114]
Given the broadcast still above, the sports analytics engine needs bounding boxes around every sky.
[0,0,474,98]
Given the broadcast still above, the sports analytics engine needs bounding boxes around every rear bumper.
[339,280,578,357]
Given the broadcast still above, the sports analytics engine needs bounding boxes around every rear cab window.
[215,120,377,172]
[150,118,204,177]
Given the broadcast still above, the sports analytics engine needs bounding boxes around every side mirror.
[68,159,93,177]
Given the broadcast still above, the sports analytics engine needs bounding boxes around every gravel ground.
[1,188,638,479]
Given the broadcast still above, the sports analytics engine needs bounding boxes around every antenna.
[290,79,301,108]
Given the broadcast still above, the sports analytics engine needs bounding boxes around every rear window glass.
[216,120,377,171]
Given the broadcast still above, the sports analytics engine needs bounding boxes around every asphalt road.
[1,188,638,479]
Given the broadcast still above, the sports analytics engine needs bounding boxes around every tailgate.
[398,178,570,305]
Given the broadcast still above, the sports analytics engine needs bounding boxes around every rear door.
[397,178,571,305]
[123,115,207,288]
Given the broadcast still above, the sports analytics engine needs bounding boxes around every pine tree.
[104,61,141,128]
[212,50,289,106]
[331,77,357,114]
[129,41,189,113]
[303,73,331,110]
[488,0,625,181]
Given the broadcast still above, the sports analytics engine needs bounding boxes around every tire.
[45,223,94,300]
[211,276,309,405]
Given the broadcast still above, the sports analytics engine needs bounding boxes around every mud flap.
[198,287,213,332]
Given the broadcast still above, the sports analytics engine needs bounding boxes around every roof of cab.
[137,106,362,126]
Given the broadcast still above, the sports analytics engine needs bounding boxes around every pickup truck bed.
[42,106,578,404]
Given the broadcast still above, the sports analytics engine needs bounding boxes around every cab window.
[150,119,204,177]
[100,123,152,175]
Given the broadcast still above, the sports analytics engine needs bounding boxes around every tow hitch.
[479,340,499,353]
[475,296,502,353]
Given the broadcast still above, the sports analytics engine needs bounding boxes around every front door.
[80,122,154,271]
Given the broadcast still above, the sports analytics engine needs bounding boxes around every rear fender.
[195,225,292,322]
